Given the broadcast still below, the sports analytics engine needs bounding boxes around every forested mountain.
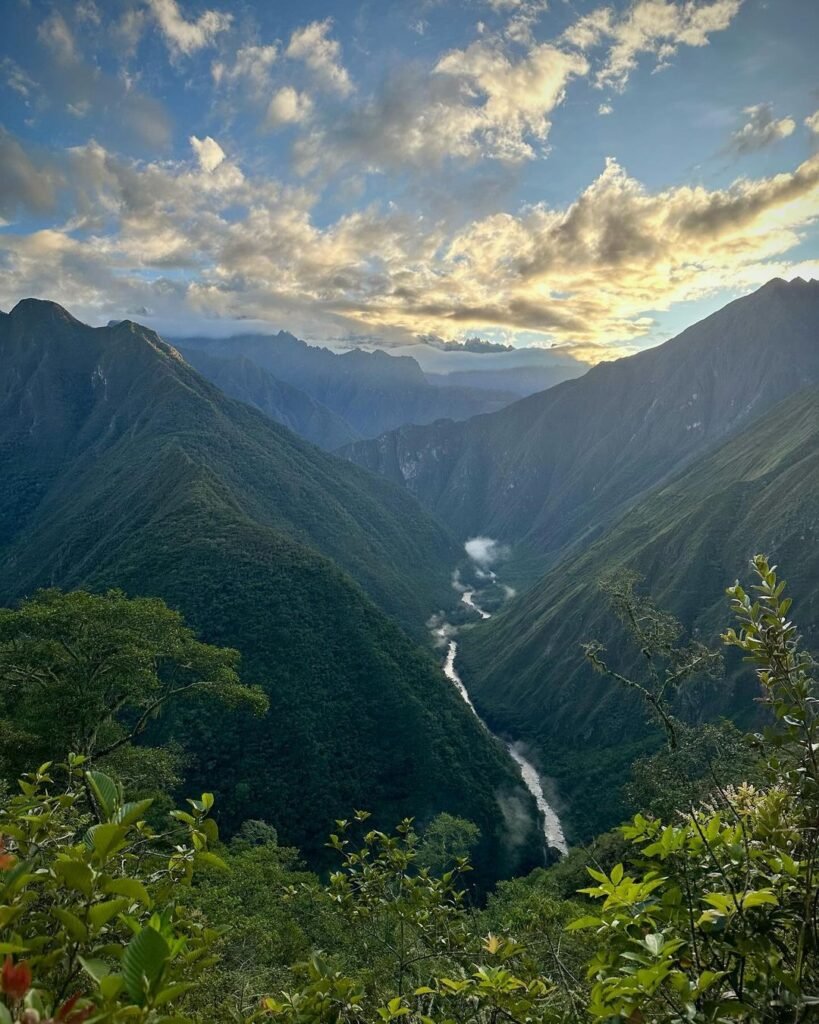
[343,279,819,579]
[457,383,819,838]
[181,348,359,450]
[175,330,518,439]
[0,299,539,877]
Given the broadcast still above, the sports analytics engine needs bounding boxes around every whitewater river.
[436,583,568,856]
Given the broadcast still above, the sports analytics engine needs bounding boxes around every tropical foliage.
[0,555,817,1024]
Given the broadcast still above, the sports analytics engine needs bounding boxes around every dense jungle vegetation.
[0,554,817,1023]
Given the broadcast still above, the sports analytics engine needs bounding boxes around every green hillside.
[457,385,819,839]
[180,348,360,450]
[0,299,539,879]
[343,279,819,581]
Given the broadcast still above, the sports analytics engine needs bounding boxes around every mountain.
[457,383,819,839]
[175,331,517,439]
[342,279,819,580]
[0,299,539,880]
[180,348,359,450]
[425,364,585,399]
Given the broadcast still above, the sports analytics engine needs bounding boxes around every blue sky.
[1,0,818,360]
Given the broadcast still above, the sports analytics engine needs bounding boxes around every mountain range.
[0,298,539,879]
[343,278,819,582]
[174,330,581,445]
[342,277,819,837]
[2,278,817,857]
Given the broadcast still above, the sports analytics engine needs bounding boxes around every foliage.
[572,556,819,1021]
[583,571,723,749]
[251,816,575,1024]
[0,757,225,1023]
[416,815,480,877]
[0,589,267,776]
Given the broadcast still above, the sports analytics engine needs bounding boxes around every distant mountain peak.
[10,297,83,326]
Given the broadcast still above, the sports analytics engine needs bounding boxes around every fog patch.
[465,536,510,568]
[496,790,535,853]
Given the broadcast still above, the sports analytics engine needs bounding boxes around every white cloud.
[564,0,743,90]
[1,57,38,99]
[37,11,78,64]
[292,36,587,175]
[189,135,226,173]
[1,133,817,360]
[806,110,819,135]
[266,87,313,128]
[286,19,352,96]
[598,102,613,115]
[212,44,279,95]
[147,0,231,56]
[727,103,796,155]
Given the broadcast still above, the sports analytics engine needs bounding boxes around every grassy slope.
[457,386,819,839]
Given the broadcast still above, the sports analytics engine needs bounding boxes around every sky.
[1,0,818,362]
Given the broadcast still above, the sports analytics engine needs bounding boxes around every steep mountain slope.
[343,279,819,577]
[180,348,359,450]
[0,299,539,878]
[176,331,517,438]
[457,384,819,838]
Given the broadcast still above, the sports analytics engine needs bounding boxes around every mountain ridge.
[0,300,541,879]
[341,278,819,580]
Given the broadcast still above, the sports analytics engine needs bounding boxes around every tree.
[417,815,480,877]
[0,589,268,775]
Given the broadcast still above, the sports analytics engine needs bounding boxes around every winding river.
[437,582,568,856]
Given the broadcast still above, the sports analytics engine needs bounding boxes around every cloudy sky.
[1,0,818,360]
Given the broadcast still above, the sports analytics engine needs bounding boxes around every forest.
[0,554,816,1024]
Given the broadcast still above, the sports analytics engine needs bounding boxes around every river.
[436,580,568,857]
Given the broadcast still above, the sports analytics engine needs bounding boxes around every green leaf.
[53,907,88,942]
[114,799,155,827]
[104,877,152,908]
[86,823,129,861]
[122,926,170,1005]
[567,915,603,931]
[80,957,112,982]
[193,851,228,872]
[86,771,122,821]
[54,859,94,897]
[0,1001,12,1024]
[742,890,778,910]
[89,898,130,931]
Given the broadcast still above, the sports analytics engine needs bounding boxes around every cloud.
[465,537,511,567]
[564,0,742,90]
[37,11,79,64]
[292,36,587,175]
[726,103,796,155]
[190,135,226,173]
[147,0,231,56]
[286,19,352,96]
[0,129,59,219]
[266,87,313,128]
[34,8,171,149]
[806,110,819,135]
[1,57,38,100]
[0,132,816,360]
[212,44,279,96]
